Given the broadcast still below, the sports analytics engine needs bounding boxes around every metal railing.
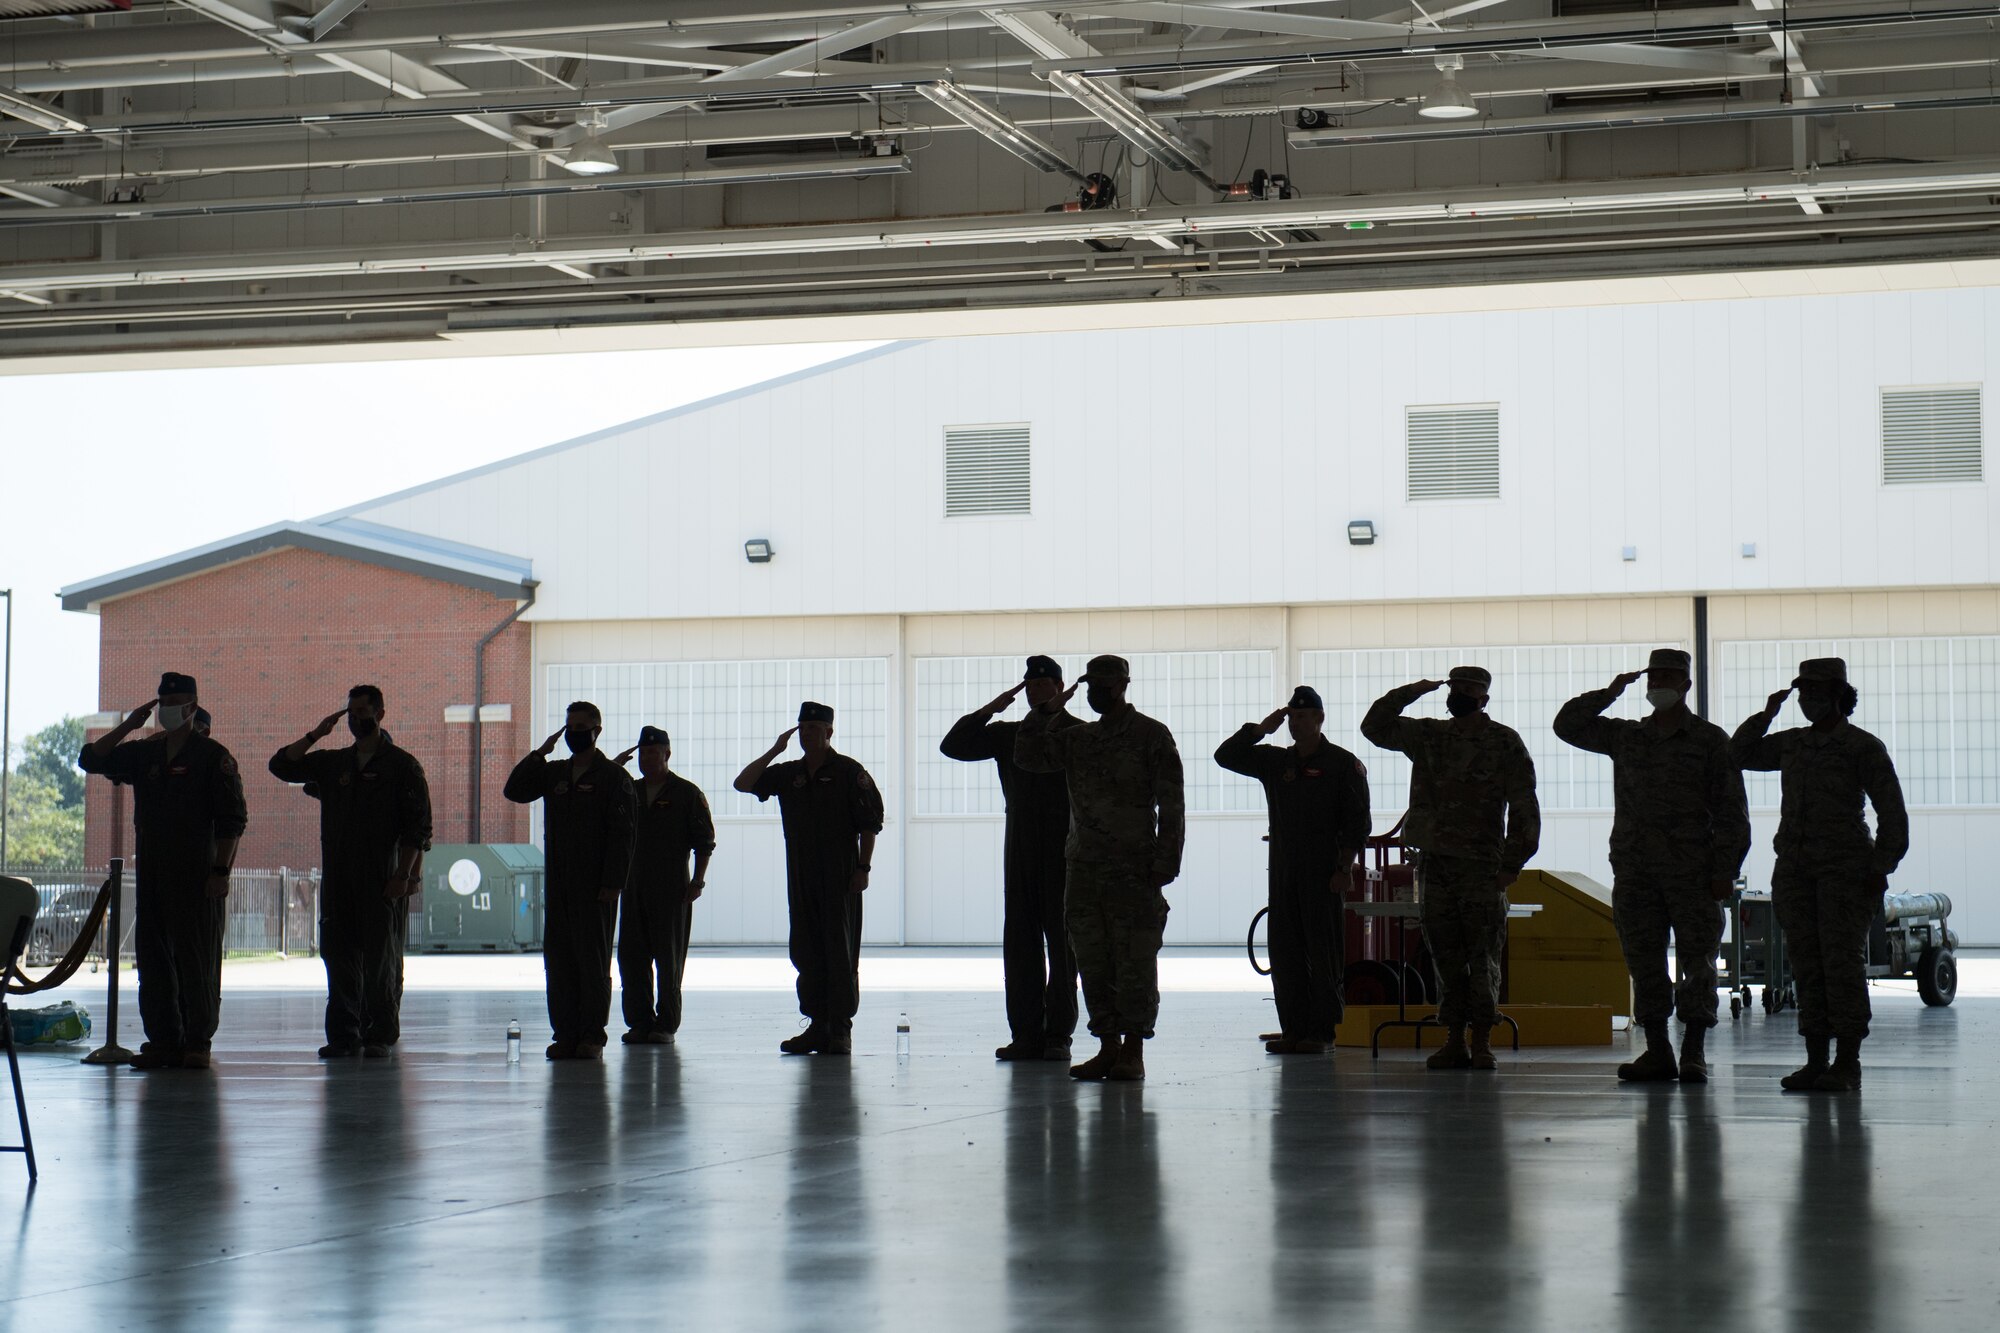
[1,863,321,964]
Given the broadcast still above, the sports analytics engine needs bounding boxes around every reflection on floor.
[2,984,1986,1331]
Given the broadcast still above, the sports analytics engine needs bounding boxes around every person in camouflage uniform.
[1734,657,1908,1093]
[1362,665,1539,1071]
[1555,648,1750,1084]
[1016,654,1184,1083]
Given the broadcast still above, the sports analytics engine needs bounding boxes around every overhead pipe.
[469,581,537,843]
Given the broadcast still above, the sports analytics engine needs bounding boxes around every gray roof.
[60,517,535,612]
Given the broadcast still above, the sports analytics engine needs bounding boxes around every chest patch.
[792,774,807,789]
[168,765,189,777]
[1304,768,1324,779]
[339,772,352,787]
[553,781,570,796]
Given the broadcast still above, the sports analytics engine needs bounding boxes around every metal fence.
[1,863,321,966]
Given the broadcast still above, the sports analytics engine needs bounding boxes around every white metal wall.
[350,286,1998,621]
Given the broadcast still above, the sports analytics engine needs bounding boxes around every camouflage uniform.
[1554,680,1750,1029]
[1733,679,1908,1042]
[1361,676,1539,1030]
[1016,686,1184,1040]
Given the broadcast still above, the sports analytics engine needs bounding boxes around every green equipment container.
[414,844,545,953]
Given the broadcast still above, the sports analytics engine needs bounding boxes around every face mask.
[157,703,192,731]
[1445,691,1482,718]
[1798,694,1834,724]
[564,726,598,754]
[347,712,379,739]
[1646,688,1683,711]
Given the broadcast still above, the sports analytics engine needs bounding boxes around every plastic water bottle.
[506,1020,521,1065]
[896,1011,911,1059]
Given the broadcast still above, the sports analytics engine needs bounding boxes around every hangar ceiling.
[1,0,1998,360]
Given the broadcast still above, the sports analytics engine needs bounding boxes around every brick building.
[63,520,536,874]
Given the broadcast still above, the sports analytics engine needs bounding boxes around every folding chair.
[0,875,40,1182]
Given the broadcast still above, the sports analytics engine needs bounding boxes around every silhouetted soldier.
[610,726,715,1045]
[1555,649,1750,1083]
[1734,658,1908,1092]
[940,655,1081,1062]
[734,703,885,1056]
[1362,666,1538,1072]
[1016,655,1184,1083]
[270,684,433,1059]
[78,672,247,1070]
[503,701,636,1060]
[1216,685,1371,1056]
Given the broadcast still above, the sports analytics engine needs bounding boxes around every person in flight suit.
[503,701,637,1060]
[734,703,885,1056]
[1734,658,1909,1093]
[1362,665,1539,1072]
[1015,654,1184,1084]
[939,655,1082,1063]
[78,672,248,1070]
[610,726,716,1045]
[269,684,434,1059]
[1555,648,1750,1084]
[1216,685,1372,1056]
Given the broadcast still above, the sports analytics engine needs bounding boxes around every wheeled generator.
[1725,889,1957,1015]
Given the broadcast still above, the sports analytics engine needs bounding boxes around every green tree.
[18,716,86,810]
[3,769,84,865]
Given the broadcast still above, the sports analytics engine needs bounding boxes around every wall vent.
[1406,404,1501,501]
[1882,385,1982,485]
[945,424,1032,517]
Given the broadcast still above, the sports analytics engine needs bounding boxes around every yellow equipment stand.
[1504,869,1633,1017]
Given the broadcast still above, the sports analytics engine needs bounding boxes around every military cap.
[158,671,198,696]
[1647,648,1693,675]
[1793,657,1848,687]
[637,725,671,749]
[1288,685,1324,711]
[1023,655,1064,683]
[1447,665,1492,690]
[1083,654,1132,682]
[798,701,835,724]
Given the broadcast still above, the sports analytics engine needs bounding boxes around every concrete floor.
[3,961,1994,1332]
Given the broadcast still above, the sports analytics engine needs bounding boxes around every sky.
[0,340,879,758]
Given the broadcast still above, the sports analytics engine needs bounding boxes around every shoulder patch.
[220,754,239,776]
[1355,759,1369,777]
[857,769,874,789]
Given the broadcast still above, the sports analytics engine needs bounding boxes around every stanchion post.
[82,857,132,1066]
[277,866,289,960]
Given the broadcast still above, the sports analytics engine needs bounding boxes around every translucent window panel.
[545,659,890,819]
[1303,643,1674,822]
[1717,635,2000,809]
[913,651,1273,816]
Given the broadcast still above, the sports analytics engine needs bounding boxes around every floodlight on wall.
[744,539,775,564]
[1622,546,1638,562]
[1741,542,1758,558]
[1347,520,1377,546]
[562,112,621,177]
[1418,57,1479,121]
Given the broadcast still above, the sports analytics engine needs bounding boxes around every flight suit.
[1215,727,1372,1042]
[940,708,1081,1049]
[752,753,886,1031]
[1016,705,1184,1040]
[269,732,433,1048]
[1733,716,1908,1041]
[1361,686,1539,1031]
[619,771,716,1036]
[504,752,637,1048]
[78,732,248,1057]
[1555,691,1750,1029]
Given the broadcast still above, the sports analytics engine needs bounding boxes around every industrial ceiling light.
[0,85,90,135]
[1347,521,1377,546]
[744,539,775,564]
[1418,56,1479,121]
[562,111,621,177]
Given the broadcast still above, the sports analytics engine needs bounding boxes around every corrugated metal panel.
[944,423,1031,517]
[1882,385,1982,485]
[1406,404,1501,501]
[0,1,129,18]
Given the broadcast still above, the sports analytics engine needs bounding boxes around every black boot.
[1813,1036,1862,1092]
[1618,1020,1679,1082]
[1781,1035,1830,1091]
[1677,1024,1710,1084]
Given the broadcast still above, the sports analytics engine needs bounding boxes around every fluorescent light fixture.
[1419,56,1479,121]
[916,81,1083,180]
[1047,70,1209,179]
[562,111,621,176]
[744,538,775,564]
[0,85,89,134]
[1348,520,1377,546]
